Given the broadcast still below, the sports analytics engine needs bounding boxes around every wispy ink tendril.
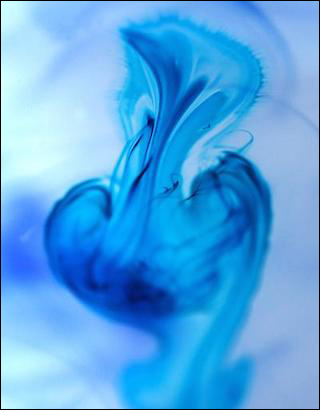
[45,17,272,409]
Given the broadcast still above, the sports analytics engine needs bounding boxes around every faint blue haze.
[1,2,319,409]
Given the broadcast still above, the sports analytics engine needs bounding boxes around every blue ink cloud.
[45,17,272,409]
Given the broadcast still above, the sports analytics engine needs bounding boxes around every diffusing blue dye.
[45,17,272,409]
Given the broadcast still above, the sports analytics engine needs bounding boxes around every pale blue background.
[1,2,319,409]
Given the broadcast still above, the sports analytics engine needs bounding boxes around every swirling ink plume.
[45,17,272,409]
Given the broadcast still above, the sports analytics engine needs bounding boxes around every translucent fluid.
[45,17,272,409]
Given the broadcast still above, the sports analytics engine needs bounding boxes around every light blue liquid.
[45,17,272,409]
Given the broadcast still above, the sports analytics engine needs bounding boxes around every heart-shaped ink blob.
[45,18,271,325]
